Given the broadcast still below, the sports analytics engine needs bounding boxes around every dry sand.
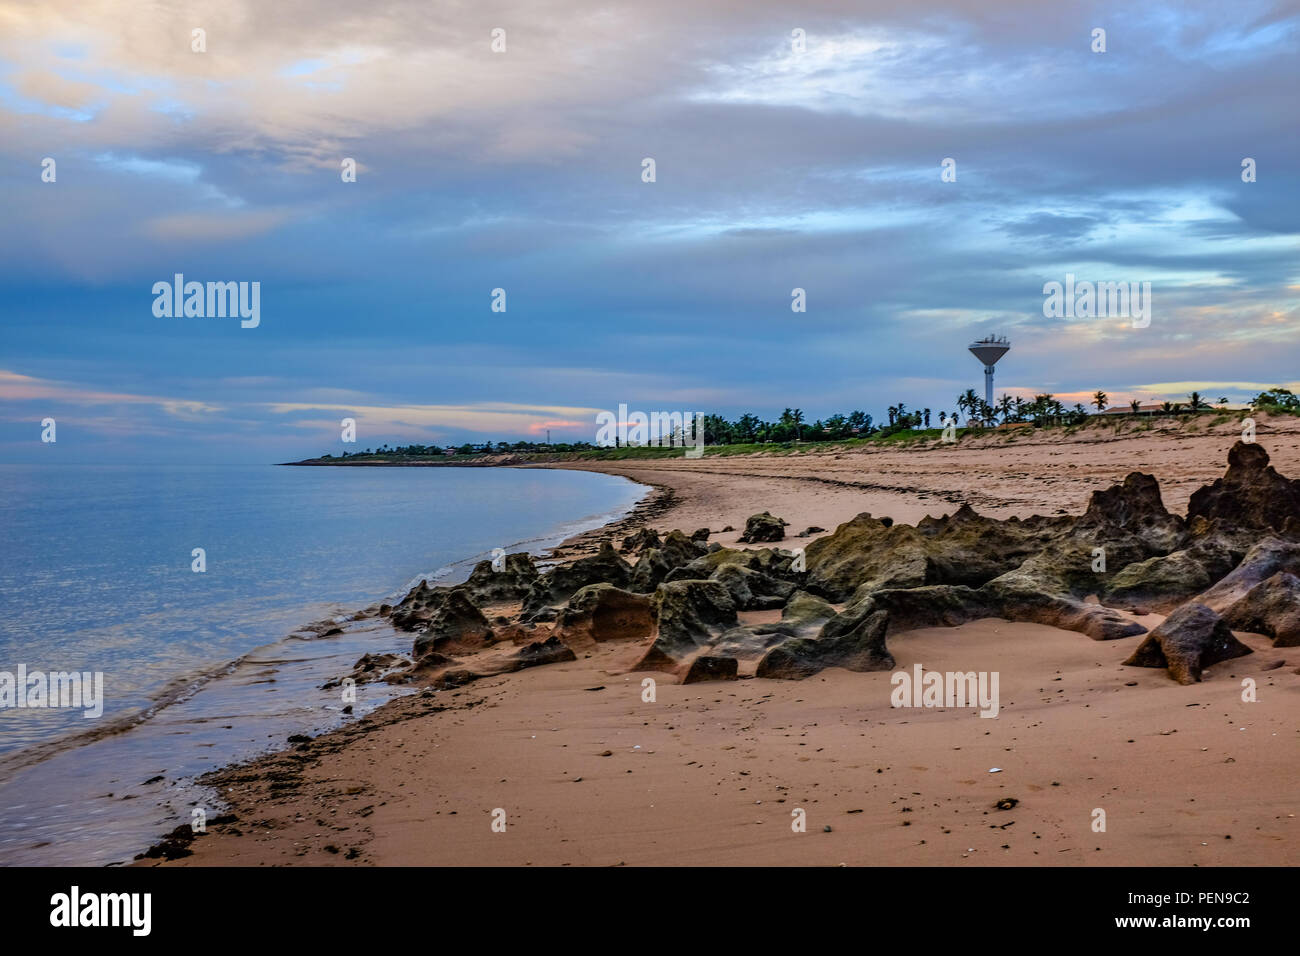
[155,414,1299,866]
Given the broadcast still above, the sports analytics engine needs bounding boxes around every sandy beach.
[148,415,1299,866]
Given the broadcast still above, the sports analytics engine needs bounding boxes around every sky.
[1,0,1298,463]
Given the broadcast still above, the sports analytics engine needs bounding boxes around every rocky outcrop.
[1220,572,1300,647]
[738,511,787,543]
[1194,537,1300,611]
[634,580,738,672]
[868,581,1145,642]
[512,636,578,668]
[322,652,409,689]
[626,531,709,592]
[1123,603,1253,683]
[1101,540,1239,612]
[412,590,494,659]
[621,528,662,554]
[805,507,1067,602]
[756,602,892,680]
[1186,441,1300,532]
[460,552,540,604]
[1075,471,1184,555]
[709,563,795,610]
[779,591,838,636]
[554,584,655,644]
[389,581,454,631]
[682,655,738,683]
[388,443,1297,692]
[522,542,633,619]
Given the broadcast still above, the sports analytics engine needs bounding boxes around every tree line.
[320,388,1292,458]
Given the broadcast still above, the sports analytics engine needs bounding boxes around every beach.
[149,414,1300,866]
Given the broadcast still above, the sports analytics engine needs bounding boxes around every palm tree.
[791,408,804,440]
[1187,391,1207,413]
[887,405,897,426]
[1160,401,1173,414]
[957,389,979,424]
[1130,399,1141,415]
[996,394,1014,423]
[778,407,794,439]
[1093,390,1108,413]
[1216,396,1229,407]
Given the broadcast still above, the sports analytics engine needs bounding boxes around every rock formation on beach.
[368,442,1297,688]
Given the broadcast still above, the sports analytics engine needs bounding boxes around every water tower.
[968,335,1010,408]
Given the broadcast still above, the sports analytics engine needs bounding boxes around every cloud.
[0,0,1296,461]
[0,369,223,414]
[141,208,293,241]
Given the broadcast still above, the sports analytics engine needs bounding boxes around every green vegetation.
[303,386,1287,465]
[1252,387,1300,415]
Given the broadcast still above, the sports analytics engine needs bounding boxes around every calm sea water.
[0,463,645,865]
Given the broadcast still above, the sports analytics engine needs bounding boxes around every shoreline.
[1,469,656,868]
[136,420,1299,866]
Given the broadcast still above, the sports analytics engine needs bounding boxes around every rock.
[634,580,738,672]
[433,668,485,689]
[807,507,1065,602]
[984,580,1147,641]
[1102,540,1239,612]
[870,585,998,633]
[1123,602,1253,684]
[322,652,407,689]
[1075,472,1184,554]
[1220,572,1300,647]
[805,514,929,599]
[554,584,655,644]
[410,651,454,670]
[845,580,1141,642]
[412,590,493,659]
[627,531,709,592]
[512,636,578,668]
[491,621,538,645]
[1186,441,1300,532]
[460,552,541,604]
[1194,537,1300,611]
[779,591,838,637]
[796,526,826,537]
[757,604,892,679]
[388,581,452,631]
[690,528,711,541]
[709,563,756,609]
[738,511,788,543]
[522,541,633,618]
[710,624,793,659]
[139,824,196,861]
[682,655,739,683]
[814,601,895,671]
[670,545,797,581]
[621,528,662,554]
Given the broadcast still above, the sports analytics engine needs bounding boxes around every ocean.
[0,463,646,865]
